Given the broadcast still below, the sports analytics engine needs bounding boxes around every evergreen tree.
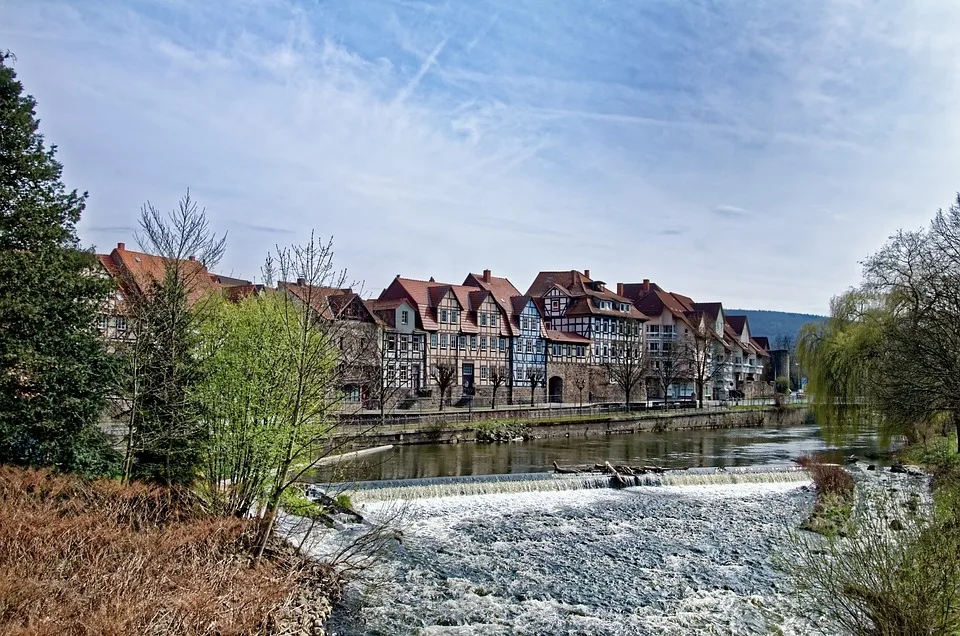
[0,52,118,474]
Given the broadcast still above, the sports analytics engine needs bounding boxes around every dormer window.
[620,303,630,312]
[440,309,448,323]
[599,300,613,311]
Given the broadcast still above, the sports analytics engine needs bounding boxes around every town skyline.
[4,0,959,314]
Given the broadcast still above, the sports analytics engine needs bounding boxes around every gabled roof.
[725,315,748,335]
[364,298,412,329]
[278,281,355,320]
[97,243,224,307]
[378,275,509,334]
[692,302,723,321]
[527,270,648,320]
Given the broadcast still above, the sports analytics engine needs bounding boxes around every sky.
[3,0,959,314]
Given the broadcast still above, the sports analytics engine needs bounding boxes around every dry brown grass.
[0,466,308,636]
[795,453,855,498]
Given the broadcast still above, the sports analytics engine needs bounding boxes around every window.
[387,334,396,350]
[648,342,660,352]
[116,316,127,332]
[97,315,109,330]
[647,324,660,334]
[565,345,571,357]
[576,346,585,357]
[401,336,409,351]
[414,338,422,351]
[594,345,600,356]
[480,336,487,350]
[387,365,397,382]
[345,386,361,403]
[401,310,409,326]
[663,325,675,335]
[480,366,488,380]
[663,342,672,353]
[480,313,488,327]
[500,338,507,352]
[552,344,561,356]
[458,335,466,349]
[431,333,438,349]
[451,309,459,324]
[602,346,608,357]
[525,339,533,354]
[441,309,448,323]
[400,367,408,382]
[551,299,560,311]
[440,334,448,348]
[491,313,497,327]
[515,339,522,352]
[620,303,630,312]
[470,335,477,349]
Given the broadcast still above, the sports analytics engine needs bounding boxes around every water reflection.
[315,423,893,483]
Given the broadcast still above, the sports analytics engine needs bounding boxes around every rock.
[846,455,859,464]
[889,518,905,531]
[889,463,907,474]
[903,465,925,477]
[867,464,876,471]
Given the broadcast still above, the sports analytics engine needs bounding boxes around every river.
[318,423,893,635]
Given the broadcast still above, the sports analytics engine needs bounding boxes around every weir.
[344,465,810,503]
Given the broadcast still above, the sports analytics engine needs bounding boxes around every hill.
[725,309,827,347]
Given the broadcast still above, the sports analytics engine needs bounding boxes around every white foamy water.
[326,480,821,635]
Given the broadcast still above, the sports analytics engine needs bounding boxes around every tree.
[689,317,730,408]
[431,359,458,411]
[0,52,118,475]
[606,327,646,407]
[252,235,359,560]
[799,194,960,452]
[489,365,509,409]
[526,367,544,406]
[119,191,226,486]
[647,336,693,402]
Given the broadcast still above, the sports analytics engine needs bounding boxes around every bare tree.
[526,367,545,406]
[430,359,458,411]
[606,327,646,407]
[489,365,509,409]
[647,337,694,403]
[689,319,730,408]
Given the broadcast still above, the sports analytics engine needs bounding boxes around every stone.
[867,464,876,471]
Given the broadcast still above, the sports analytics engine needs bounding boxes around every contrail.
[393,37,447,105]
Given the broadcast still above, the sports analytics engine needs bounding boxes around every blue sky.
[3,0,959,313]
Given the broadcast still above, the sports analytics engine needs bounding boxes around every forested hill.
[725,309,827,345]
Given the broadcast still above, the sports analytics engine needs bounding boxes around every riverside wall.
[333,406,811,447]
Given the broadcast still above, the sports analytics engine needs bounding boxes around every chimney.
[429,276,435,282]
[642,279,650,292]
[584,269,590,279]
[188,255,196,262]
[296,277,306,286]
[616,282,624,296]
[396,274,400,279]
[117,242,125,251]
[483,269,491,283]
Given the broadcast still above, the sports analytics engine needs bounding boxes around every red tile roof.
[97,244,223,307]
[379,276,510,334]
[526,270,648,320]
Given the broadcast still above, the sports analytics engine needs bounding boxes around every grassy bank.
[0,467,336,636]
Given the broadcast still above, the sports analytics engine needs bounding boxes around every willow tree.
[799,194,960,451]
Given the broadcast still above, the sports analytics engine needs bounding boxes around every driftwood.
[552,460,684,476]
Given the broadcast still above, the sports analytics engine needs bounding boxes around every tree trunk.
[955,409,960,454]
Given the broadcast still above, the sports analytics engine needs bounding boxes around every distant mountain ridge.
[725,309,827,346]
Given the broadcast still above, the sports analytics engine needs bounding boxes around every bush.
[789,493,960,635]
[0,467,305,635]
[797,454,855,498]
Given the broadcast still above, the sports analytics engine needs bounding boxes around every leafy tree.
[799,194,960,451]
[0,52,117,475]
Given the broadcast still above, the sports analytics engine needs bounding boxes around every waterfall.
[342,466,810,503]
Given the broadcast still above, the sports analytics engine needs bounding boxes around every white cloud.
[1,0,959,314]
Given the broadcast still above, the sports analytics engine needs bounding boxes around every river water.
[318,422,890,483]
[320,423,893,635]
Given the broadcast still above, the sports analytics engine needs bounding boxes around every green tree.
[0,52,117,475]
[195,292,292,516]
[799,194,960,451]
